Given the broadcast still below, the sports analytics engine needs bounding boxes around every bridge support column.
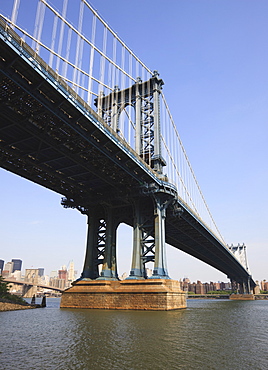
[229,277,255,300]
[152,196,169,279]
[98,208,118,280]
[80,208,119,280]
[23,285,37,298]
[80,211,100,279]
[128,196,170,279]
[128,201,146,279]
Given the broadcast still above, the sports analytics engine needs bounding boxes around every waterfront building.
[195,281,205,294]
[182,278,190,291]
[260,280,268,291]
[183,280,232,294]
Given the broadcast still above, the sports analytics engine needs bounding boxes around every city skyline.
[3,255,268,288]
[1,0,267,282]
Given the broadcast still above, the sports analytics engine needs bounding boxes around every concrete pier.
[229,294,255,300]
[60,279,186,310]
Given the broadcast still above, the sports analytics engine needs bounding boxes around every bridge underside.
[0,22,255,289]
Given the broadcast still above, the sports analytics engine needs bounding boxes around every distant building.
[68,261,75,282]
[182,278,191,291]
[38,268,44,277]
[3,262,13,276]
[11,259,22,272]
[59,269,68,281]
[1,270,10,278]
[11,270,22,280]
[146,268,153,278]
[50,270,57,278]
[41,275,50,286]
[49,277,66,290]
[0,259,4,274]
[260,280,268,291]
[119,272,128,280]
[195,281,205,294]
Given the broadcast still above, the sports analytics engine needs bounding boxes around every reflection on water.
[1,298,268,369]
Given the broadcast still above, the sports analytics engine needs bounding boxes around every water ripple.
[1,298,268,369]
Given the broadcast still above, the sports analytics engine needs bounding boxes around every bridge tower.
[76,72,171,281]
[228,243,253,295]
[95,70,166,175]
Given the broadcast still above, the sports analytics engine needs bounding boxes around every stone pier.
[60,279,186,310]
[229,294,255,301]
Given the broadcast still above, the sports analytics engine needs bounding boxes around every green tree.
[0,275,10,296]
[0,275,27,304]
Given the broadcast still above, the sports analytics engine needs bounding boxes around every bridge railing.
[0,0,225,243]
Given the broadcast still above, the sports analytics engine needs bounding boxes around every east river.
[1,298,268,369]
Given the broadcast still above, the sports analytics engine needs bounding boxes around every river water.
[1,298,268,369]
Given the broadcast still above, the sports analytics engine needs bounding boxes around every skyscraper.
[0,259,4,274]
[11,259,22,272]
[3,262,13,276]
[68,261,75,282]
[38,268,44,277]
[58,269,68,281]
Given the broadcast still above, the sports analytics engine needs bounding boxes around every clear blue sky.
[1,0,267,283]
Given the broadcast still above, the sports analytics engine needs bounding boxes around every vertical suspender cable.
[32,0,41,51]
[98,26,107,95]
[33,0,45,54]
[87,14,96,105]
[120,44,125,138]
[49,14,58,67]
[56,0,68,75]
[63,26,72,79]
[11,0,20,30]
[77,1,85,95]
[112,36,117,89]
[73,0,84,92]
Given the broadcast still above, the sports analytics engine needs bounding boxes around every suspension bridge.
[0,1,255,308]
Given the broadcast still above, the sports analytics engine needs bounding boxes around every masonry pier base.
[229,294,255,301]
[60,279,186,310]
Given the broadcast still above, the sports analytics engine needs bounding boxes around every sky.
[0,0,267,283]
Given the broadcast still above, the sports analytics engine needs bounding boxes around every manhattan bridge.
[0,0,255,293]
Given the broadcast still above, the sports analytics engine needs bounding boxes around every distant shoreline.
[187,294,268,300]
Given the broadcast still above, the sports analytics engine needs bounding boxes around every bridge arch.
[117,103,136,150]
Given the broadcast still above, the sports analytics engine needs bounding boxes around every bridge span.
[0,9,255,296]
[3,278,64,298]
